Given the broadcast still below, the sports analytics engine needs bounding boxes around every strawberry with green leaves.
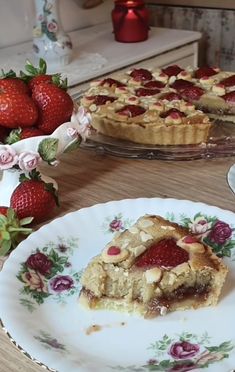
[0,207,33,256]
[0,68,39,129]
[10,170,59,222]
[21,59,67,92]
[6,126,44,144]
[20,59,74,134]
[32,81,74,134]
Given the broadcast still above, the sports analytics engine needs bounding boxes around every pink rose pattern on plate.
[101,213,134,233]
[17,236,82,311]
[142,332,234,371]
[175,212,235,258]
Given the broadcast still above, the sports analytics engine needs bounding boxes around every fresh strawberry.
[29,74,53,91]
[116,104,146,117]
[20,59,61,92]
[6,127,44,144]
[0,78,29,95]
[0,69,29,95]
[134,238,189,268]
[181,86,205,101]
[10,170,59,222]
[0,125,8,143]
[162,65,184,77]
[0,92,38,128]
[170,79,195,91]
[135,87,160,97]
[0,206,33,256]
[130,68,153,81]
[194,66,218,79]
[32,82,74,134]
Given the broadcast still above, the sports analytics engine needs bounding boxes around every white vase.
[33,0,73,71]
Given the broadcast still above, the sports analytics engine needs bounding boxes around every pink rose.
[21,270,48,292]
[109,219,123,231]
[169,341,200,360]
[0,145,18,170]
[26,252,53,276]
[47,21,58,33]
[49,275,74,292]
[208,220,232,244]
[18,151,42,171]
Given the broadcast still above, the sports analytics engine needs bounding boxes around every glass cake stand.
[81,120,235,160]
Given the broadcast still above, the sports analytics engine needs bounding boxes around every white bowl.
[0,107,91,206]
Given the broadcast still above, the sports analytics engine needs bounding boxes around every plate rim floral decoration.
[1,197,235,372]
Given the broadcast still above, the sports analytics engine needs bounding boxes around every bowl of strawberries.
[0,58,91,208]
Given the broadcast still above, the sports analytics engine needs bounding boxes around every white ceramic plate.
[1,198,235,372]
[227,164,235,195]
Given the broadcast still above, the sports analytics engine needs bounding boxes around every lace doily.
[0,47,107,87]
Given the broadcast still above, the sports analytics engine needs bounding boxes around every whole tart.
[81,75,212,145]
[79,215,228,318]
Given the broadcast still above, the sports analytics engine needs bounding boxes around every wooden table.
[1,148,235,372]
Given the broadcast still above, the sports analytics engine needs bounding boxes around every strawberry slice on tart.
[79,215,228,318]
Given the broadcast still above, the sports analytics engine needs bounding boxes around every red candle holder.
[112,0,150,43]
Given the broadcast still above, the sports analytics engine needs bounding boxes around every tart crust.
[91,114,211,145]
[79,215,228,318]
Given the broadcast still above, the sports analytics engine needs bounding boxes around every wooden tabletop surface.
[1,148,235,372]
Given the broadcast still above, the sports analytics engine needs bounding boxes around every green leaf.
[0,240,12,256]
[20,217,34,226]
[38,58,47,74]
[25,60,39,75]
[38,138,59,164]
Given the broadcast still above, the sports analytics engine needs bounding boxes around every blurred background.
[1,0,235,70]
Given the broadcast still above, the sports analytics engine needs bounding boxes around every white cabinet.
[0,22,200,94]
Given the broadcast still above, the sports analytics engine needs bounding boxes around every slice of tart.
[79,215,228,318]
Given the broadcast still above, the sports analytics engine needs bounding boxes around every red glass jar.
[112,0,149,43]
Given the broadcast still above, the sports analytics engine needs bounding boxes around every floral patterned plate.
[0,197,235,372]
[227,164,235,195]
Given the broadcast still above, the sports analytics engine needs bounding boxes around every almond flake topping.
[140,231,153,242]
